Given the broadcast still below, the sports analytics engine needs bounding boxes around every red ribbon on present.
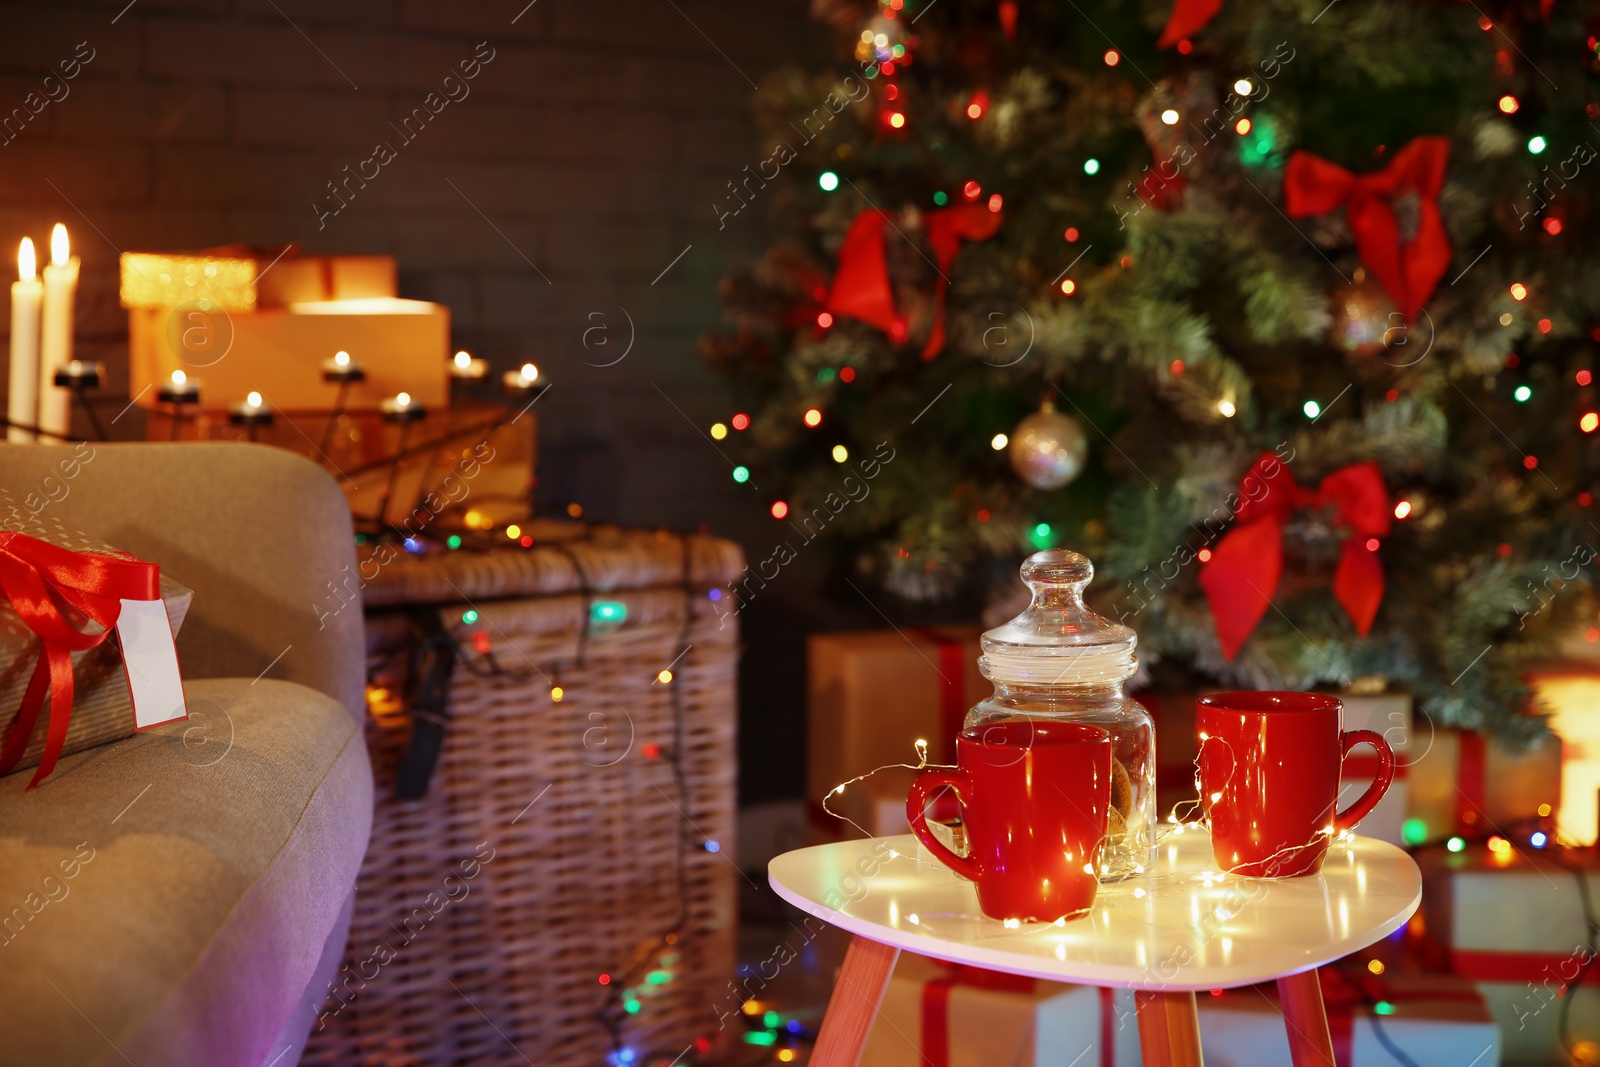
[0,532,161,789]
[1198,452,1391,661]
[825,204,1003,360]
[1284,137,1452,322]
[1157,0,1222,47]
[921,961,1118,1067]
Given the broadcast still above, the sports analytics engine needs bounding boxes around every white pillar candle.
[37,224,78,440]
[8,238,42,443]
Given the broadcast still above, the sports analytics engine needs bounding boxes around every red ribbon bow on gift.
[1198,453,1391,661]
[826,204,1003,360]
[0,532,161,789]
[1284,136,1452,322]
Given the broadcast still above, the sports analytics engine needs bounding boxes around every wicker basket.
[303,525,745,1067]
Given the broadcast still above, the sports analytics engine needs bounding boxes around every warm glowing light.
[1499,95,1519,114]
[454,350,471,368]
[1365,537,1381,551]
[1580,370,1593,386]
[246,391,263,408]
[550,686,564,702]
[832,444,849,462]
[1510,282,1528,301]
[988,193,1003,212]
[803,408,822,427]
[1525,455,1540,470]
[1540,803,1553,817]
[817,311,834,328]
[1060,278,1076,295]
[1197,547,1212,562]
[963,180,982,200]
[657,669,673,684]
[888,111,906,128]
[710,422,728,439]
[1394,500,1412,519]
[731,412,751,431]
[771,500,789,519]
[1368,959,1386,975]
[778,1051,797,1063]
[1064,227,1079,242]
[520,362,539,382]
[1488,835,1511,854]
[1217,399,1236,417]
[17,238,35,281]
[1160,109,1179,125]
[171,369,187,386]
[966,102,983,119]
[1103,49,1120,66]
[1583,413,1599,433]
[506,524,522,539]
[1545,217,1563,235]
[396,391,412,407]
[1234,78,1254,95]
[334,350,350,367]
[991,433,1008,450]
[50,223,68,267]
[1235,117,1251,135]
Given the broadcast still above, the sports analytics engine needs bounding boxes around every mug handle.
[906,769,982,882]
[1333,729,1395,832]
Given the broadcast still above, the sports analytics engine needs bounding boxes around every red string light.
[771,501,789,519]
[731,413,751,431]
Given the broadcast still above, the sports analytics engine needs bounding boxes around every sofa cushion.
[0,677,372,1067]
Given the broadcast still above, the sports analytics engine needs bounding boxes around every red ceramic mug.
[906,720,1112,922]
[1197,691,1395,878]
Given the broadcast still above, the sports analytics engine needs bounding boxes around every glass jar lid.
[980,549,1137,686]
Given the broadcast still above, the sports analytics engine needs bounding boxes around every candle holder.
[228,391,274,443]
[52,359,107,441]
[377,393,426,531]
[318,351,366,457]
[450,350,489,382]
[502,363,545,399]
[158,372,201,441]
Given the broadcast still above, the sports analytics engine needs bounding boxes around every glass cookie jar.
[966,549,1157,880]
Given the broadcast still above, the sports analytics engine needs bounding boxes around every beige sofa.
[0,442,373,1067]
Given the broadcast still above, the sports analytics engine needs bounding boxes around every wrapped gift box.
[807,628,989,839]
[128,297,450,413]
[1197,972,1500,1066]
[0,485,192,778]
[1417,843,1597,1061]
[861,952,1140,1066]
[1406,729,1561,844]
[254,254,397,306]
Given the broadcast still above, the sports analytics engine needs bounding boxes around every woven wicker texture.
[303,530,744,1067]
[358,522,746,607]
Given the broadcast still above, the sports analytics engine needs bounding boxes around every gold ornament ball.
[1008,404,1088,489]
[1330,271,1401,358]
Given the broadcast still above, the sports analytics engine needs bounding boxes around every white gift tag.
[116,598,187,730]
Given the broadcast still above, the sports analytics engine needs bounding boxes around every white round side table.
[768,830,1421,1066]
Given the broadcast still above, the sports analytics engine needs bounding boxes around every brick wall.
[0,0,828,801]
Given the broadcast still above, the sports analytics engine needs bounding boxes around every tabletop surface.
[768,831,1421,991]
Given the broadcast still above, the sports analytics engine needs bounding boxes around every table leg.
[1277,969,1336,1067]
[1135,989,1204,1067]
[810,936,900,1067]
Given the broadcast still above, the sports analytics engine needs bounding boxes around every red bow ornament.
[825,203,1003,360]
[1198,453,1391,661]
[1284,136,1452,322]
[1157,0,1221,48]
[0,532,162,788]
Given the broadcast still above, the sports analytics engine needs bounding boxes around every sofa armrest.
[0,441,364,719]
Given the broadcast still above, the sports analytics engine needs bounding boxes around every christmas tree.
[703,0,1600,737]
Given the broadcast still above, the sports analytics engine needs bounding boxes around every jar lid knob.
[979,548,1136,685]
